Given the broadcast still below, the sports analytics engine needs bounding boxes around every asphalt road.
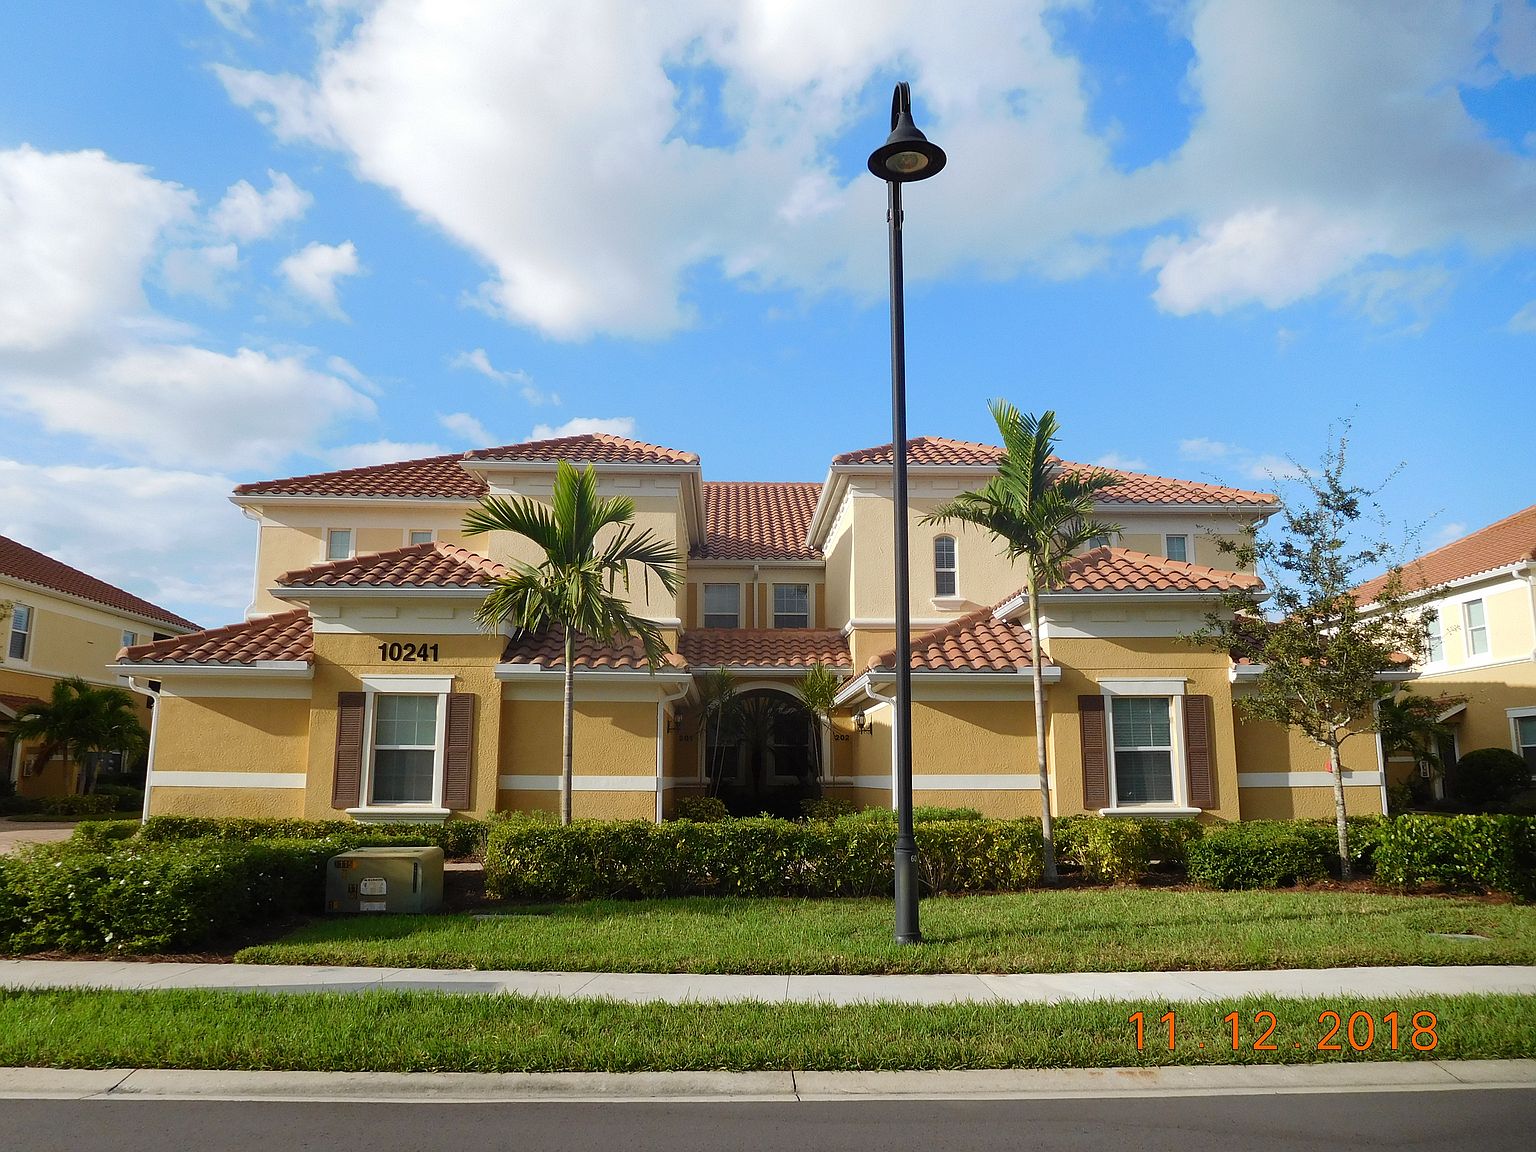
[6,1090,1535,1152]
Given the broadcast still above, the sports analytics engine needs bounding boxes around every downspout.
[655,681,691,822]
[1372,697,1389,817]
[863,679,898,809]
[1525,562,1536,662]
[127,676,160,825]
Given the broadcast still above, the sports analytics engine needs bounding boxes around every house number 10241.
[377,641,440,662]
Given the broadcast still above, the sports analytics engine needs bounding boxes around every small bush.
[801,797,855,821]
[1186,821,1335,890]
[1452,748,1531,806]
[70,820,140,847]
[93,785,145,812]
[914,806,984,823]
[36,794,119,817]
[674,796,730,823]
[137,815,486,859]
[1375,814,1536,899]
[1057,817,1203,883]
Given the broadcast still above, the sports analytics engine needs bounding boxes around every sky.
[1,0,1533,629]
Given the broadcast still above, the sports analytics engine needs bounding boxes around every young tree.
[923,402,1122,882]
[1190,431,1431,877]
[794,662,841,782]
[11,676,148,795]
[464,461,681,825]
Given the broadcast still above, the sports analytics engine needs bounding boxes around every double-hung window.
[703,583,740,628]
[7,604,31,661]
[1110,696,1176,805]
[1464,599,1489,657]
[1164,534,1189,563]
[370,694,439,805]
[407,530,434,546]
[934,536,957,597]
[121,630,137,649]
[326,529,354,561]
[773,583,810,629]
[1425,614,1444,664]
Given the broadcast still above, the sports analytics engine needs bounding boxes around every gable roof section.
[119,609,313,665]
[679,629,849,669]
[1050,547,1263,594]
[833,436,1003,467]
[1355,504,1536,604]
[696,482,822,560]
[500,625,687,670]
[0,535,198,632]
[233,451,488,501]
[0,693,44,719]
[867,608,1040,672]
[276,542,508,589]
[464,433,698,466]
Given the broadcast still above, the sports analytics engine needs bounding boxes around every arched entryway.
[703,687,822,818]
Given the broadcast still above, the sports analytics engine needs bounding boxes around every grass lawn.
[235,889,1536,974]
[1,989,1528,1072]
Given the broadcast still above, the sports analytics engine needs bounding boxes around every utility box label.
[359,901,387,912]
[359,878,387,896]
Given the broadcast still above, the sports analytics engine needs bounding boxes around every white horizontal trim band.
[497,775,659,792]
[1238,772,1382,788]
[152,771,308,790]
[841,774,1043,791]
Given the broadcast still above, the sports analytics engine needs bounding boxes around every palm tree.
[694,668,740,798]
[794,662,841,783]
[464,461,681,825]
[923,402,1122,881]
[1378,688,1455,803]
[11,677,148,795]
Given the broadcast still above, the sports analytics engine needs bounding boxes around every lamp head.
[867,82,946,182]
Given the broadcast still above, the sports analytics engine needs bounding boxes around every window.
[1110,696,1175,805]
[370,694,438,805]
[773,583,810,629]
[7,604,31,661]
[1425,615,1444,664]
[1088,534,1111,550]
[408,530,434,546]
[934,536,957,597]
[326,529,353,561]
[1516,715,1536,778]
[1464,599,1489,657]
[703,583,741,628]
[1164,534,1189,563]
[121,630,137,649]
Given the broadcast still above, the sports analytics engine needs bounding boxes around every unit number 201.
[377,641,440,662]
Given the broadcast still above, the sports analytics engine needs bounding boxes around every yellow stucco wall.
[1431,582,1534,671]
[1238,785,1382,821]
[497,697,658,781]
[149,785,306,818]
[146,694,311,817]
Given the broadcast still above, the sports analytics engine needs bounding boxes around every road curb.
[1,1061,1533,1103]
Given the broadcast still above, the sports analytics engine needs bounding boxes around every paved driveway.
[0,819,75,855]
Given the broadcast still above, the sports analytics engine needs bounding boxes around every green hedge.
[484,813,1042,901]
[0,838,338,955]
[1055,816,1203,883]
[1374,814,1536,900]
[137,815,486,859]
[1186,821,1336,890]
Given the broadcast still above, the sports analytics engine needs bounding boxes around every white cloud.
[210,170,312,242]
[1509,300,1536,333]
[1431,520,1468,547]
[447,348,556,404]
[0,458,250,625]
[204,1,252,35]
[1242,453,1304,483]
[1179,438,1235,460]
[438,411,494,444]
[279,240,361,315]
[1093,452,1146,472]
[0,146,194,351]
[160,243,240,301]
[323,439,445,468]
[530,416,635,440]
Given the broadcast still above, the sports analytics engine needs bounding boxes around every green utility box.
[325,846,444,914]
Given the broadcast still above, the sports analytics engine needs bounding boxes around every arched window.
[934,535,957,597]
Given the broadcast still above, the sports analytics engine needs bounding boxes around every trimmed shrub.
[1374,814,1536,899]
[837,806,984,825]
[484,814,1042,901]
[1186,821,1335,890]
[36,794,118,817]
[674,796,730,823]
[1056,816,1203,883]
[1452,748,1530,806]
[70,819,140,847]
[801,797,855,821]
[137,815,486,859]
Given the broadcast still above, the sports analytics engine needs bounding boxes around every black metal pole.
[886,177,921,945]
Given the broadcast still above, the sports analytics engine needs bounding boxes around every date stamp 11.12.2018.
[1130,1009,1440,1054]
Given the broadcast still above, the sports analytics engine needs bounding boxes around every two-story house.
[114,432,1391,824]
[1,535,198,796]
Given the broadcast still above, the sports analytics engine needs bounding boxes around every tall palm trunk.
[1028,573,1058,883]
[1329,742,1351,880]
[561,629,575,826]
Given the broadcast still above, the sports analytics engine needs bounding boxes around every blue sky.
[1,1,1533,627]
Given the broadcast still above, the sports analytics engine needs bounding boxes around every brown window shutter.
[442,692,475,811]
[1079,695,1109,810]
[1184,694,1215,809]
[331,692,365,810]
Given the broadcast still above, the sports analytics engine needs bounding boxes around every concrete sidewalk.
[3,959,1535,1003]
[0,819,75,855]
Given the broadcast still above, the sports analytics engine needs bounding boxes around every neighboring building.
[1,536,198,796]
[116,432,1390,824]
[1356,505,1536,788]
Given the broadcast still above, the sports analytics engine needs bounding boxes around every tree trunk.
[1329,742,1352,881]
[561,630,575,827]
[1029,578,1058,884]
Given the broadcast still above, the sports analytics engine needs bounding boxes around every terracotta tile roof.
[0,693,44,717]
[867,609,1040,672]
[696,482,821,560]
[1051,547,1262,593]
[233,451,487,500]
[1356,504,1536,604]
[829,439,1274,506]
[277,543,508,589]
[0,535,198,631]
[679,629,850,669]
[118,610,314,666]
[500,625,687,670]
[465,433,699,466]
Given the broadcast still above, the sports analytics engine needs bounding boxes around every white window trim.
[1463,599,1490,658]
[326,528,355,562]
[771,581,812,629]
[349,674,455,815]
[7,602,32,665]
[405,529,436,547]
[702,582,742,629]
[1165,534,1190,563]
[1099,679,1197,815]
[933,535,958,599]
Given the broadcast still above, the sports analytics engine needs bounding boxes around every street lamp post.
[867,82,945,945]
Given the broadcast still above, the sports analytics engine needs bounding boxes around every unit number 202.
[377,641,440,662]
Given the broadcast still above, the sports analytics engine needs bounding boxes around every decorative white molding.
[497,775,660,792]
[153,771,307,790]
[838,774,1040,791]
